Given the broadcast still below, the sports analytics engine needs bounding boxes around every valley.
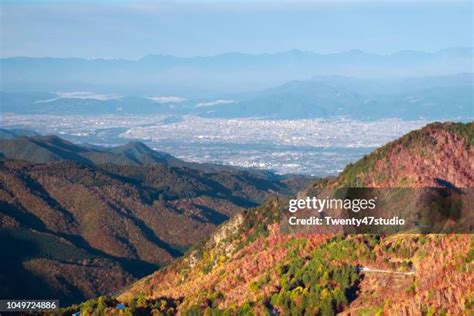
[1,114,428,175]
[0,136,310,305]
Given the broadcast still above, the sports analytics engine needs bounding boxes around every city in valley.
[2,114,427,175]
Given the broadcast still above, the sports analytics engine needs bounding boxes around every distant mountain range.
[1,47,472,95]
[202,73,473,120]
[0,92,179,115]
[0,134,311,305]
[1,73,473,120]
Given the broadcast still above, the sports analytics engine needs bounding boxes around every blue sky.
[0,0,472,59]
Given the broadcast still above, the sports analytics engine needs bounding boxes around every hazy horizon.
[1,0,472,59]
[1,46,473,60]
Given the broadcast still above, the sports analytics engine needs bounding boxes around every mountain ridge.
[2,48,471,94]
[0,135,311,305]
[202,75,473,119]
[110,121,473,315]
[0,135,187,166]
[5,46,472,63]
[2,73,471,120]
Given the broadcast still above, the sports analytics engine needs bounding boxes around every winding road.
[357,266,416,275]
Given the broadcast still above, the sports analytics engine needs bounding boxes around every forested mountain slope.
[107,122,473,315]
[0,136,310,305]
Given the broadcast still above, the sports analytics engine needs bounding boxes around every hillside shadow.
[20,173,77,224]
[0,201,47,231]
[190,204,230,225]
[30,138,93,164]
[0,229,57,300]
[55,232,159,278]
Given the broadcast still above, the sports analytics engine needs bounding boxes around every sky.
[0,0,472,59]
